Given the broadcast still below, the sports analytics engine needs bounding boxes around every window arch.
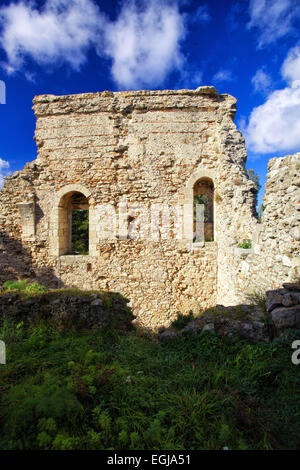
[193,177,214,241]
[59,191,89,255]
[50,185,97,257]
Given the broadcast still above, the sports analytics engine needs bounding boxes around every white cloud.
[251,68,272,94]
[248,0,300,47]
[0,0,102,73]
[0,158,10,187]
[212,69,234,83]
[281,45,300,85]
[245,85,300,153]
[0,0,186,89]
[101,1,185,89]
[245,46,300,153]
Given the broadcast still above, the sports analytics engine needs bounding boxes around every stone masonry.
[225,153,300,303]
[0,87,299,329]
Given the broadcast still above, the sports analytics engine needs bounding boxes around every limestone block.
[271,305,300,329]
[282,255,292,267]
[234,247,252,258]
[17,202,35,238]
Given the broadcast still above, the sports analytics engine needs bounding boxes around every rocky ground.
[1,282,299,343]
[159,282,300,343]
[0,288,134,332]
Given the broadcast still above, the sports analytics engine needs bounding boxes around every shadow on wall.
[0,232,64,288]
[34,194,44,229]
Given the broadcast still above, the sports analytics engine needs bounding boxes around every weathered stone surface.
[158,330,179,341]
[0,290,134,331]
[157,303,268,342]
[202,322,215,333]
[282,294,294,307]
[283,283,300,291]
[266,290,285,312]
[183,320,202,333]
[271,305,300,329]
[265,283,300,331]
[0,86,299,329]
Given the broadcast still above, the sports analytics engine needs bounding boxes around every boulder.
[282,283,300,291]
[183,321,202,334]
[282,294,294,307]
[266,290,285,312]
[158,330,179,341]
[271,305,300,329]
[202,323,215,334]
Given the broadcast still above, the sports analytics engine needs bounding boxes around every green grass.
[2,280,46,296]
[0,314,299,450]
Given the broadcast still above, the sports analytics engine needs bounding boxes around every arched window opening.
[58,191,89,255]
[193,178,214,242]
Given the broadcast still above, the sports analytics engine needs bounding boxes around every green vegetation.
[247,169,261,192]
[171,311,194,330]
[72,210,89,255]
[244,289,267,312]
[0,294,299,450]
[237,240,252,249]
[2,280,46,296]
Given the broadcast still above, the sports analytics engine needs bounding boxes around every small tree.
[246,169,261,192]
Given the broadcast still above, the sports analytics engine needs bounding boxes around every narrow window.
[58,191,89,255]
[193,178,214,242]
[72,209,89,254]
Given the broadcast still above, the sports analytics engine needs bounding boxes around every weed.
[171,311,194,330]
[237,240,252,249]
[244,289,267,313]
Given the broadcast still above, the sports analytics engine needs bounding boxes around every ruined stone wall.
[0,87,259,328]
[224,153,300,303]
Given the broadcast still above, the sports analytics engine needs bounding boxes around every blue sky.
[0,0,300,207]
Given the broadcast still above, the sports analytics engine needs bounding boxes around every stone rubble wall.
[266,282,300,331]
[51,242,217,329]
[223,153,300,303]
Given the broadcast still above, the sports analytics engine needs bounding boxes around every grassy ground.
[0,281,299,450]
[0,316,299,450]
